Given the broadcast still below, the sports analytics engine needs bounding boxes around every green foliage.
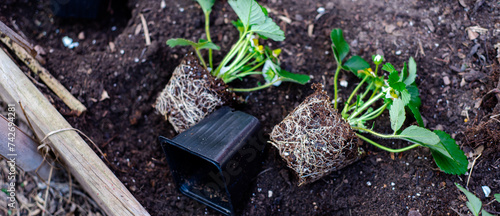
[228,0,266,29]
[166,0,309,92]
[404,57,417,85]
[330,29,350,62]
[389,98,405,132]
[430,131,468,174]
[330,28,468,175]
[343,56,370,75]
[195,0,215,14]
[166,38,220,50]
[250,18,285,41]
[399,126,440,145]
[455,183,482,216]
[495,194,500,202]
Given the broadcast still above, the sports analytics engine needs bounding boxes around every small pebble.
[268,190,273,198]
[482,186,491,197]
[317,7,325,14]
[366,181,372,186]
[111,26,117,31]
[391,182,396,186]
[78,31,85,40]
[443,76,451,85]
[395,50,402,55]
[179,7,184,12]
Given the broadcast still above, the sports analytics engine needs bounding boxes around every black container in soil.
[51,0,102,18]
[159,106,266,216]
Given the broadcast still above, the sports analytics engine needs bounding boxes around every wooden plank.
[0,49,150,216]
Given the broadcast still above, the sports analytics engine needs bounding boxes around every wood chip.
[278,15,291,24]
[308,24,314,37]
[385,24,396,34]
[422,18,435,32]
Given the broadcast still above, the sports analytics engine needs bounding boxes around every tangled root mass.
[155,54,226,133]
[270,84,362,185]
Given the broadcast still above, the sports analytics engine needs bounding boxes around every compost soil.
[1,0,500,215]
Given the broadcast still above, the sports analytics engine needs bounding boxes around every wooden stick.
[139,13,151,46]
[0,30,87,116]
[0,49,150,216]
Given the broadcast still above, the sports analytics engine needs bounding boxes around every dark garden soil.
[1,0,500,215]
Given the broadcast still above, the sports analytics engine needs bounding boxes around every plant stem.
[348,92,384,120]
[359,103,388,121]
[333,64,342,109]
[356,133,420,153]
[360,81,374,101]
[230,79,281,92]
[205,12,214,70]
[224,50,254,77]
[342,75,369,115]
[215,33,247,76]
[194,48,207,68]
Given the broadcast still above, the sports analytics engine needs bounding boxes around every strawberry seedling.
[270,28,468,185]
[156,0,310,132]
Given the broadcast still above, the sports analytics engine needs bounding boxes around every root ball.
[270,85,362,185]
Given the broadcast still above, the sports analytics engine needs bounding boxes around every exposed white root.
[270,85,362,186]
[155,54,225,133]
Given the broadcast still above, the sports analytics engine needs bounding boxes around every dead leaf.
[100,90,110,101]
[467,28,479,40]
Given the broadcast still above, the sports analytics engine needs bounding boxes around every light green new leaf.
[228,0,266,29]
[343,56,370,76]
[197,41,220,50]
[429,131,468,174]
[400,89,411,105]
[482,210,494,216]
[250,17,285,41]
[167,38,197,47]
[167,38,220,50]
[330,29,350,62]
[382,62,397,74]
[277,69,310,85]
[195,0,215,14]
[400,125,440,145]
[456,183,482,216]
[389,98,406,132]
[495,194,500,202]
[404,57,417,86]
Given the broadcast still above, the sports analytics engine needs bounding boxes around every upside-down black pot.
[51,0,102,18]
[159,106,266,216]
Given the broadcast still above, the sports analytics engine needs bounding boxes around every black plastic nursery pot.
[159,106,266,216]
[51,0,102,18]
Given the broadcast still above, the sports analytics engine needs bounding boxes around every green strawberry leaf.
[250,17,285,41]
[407,103,424,127]
[456,183,481,216]
[343,56,370,76]
[404,57,417,86]
[330,28,350,62]
[382,62,397,74]
[195,0,215,14]
[389,98,406,132]
[429,131,468,175]
[228,0,266,30]
[482,210,494,216]
[399,125,440,145]
[495,194,500,203]
[277,69,310,85]
[167,38,220,50]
